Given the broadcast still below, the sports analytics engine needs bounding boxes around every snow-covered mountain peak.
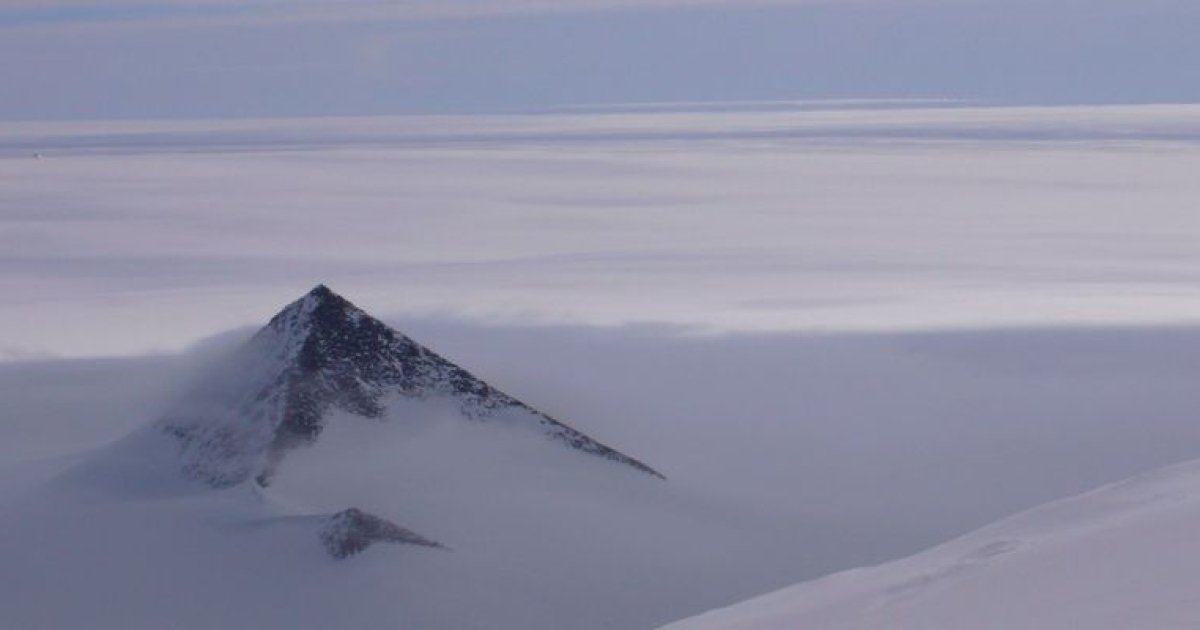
[254,284,377,363]
[159,285,663,488]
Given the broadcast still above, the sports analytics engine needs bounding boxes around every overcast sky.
[2,0,1198,119]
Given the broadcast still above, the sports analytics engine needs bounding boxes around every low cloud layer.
[4,107,1200,358]
[0,0,984,27]
[5,319,1200,626]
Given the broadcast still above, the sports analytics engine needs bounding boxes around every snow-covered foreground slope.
[661,458,1200,630]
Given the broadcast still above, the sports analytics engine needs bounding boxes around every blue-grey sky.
[1,0,1198,119]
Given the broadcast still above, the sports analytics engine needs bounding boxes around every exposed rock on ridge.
[160,285,663,487]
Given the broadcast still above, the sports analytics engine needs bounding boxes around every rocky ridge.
[160,285,663,487]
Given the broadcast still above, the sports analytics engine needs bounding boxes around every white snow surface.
[660,458,1200,630]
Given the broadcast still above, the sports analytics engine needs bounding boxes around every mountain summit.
[160,285,662,486]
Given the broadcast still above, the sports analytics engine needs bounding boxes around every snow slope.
[661,458,1200,630]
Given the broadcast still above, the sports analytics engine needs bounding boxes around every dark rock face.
[319,508,445,559]
[160,285,663,487]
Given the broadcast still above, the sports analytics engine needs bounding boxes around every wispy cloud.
[2,0,1191,32]
[0,0,967,30]
[1,0,1195,117]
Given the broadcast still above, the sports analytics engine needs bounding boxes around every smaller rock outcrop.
[319,508,445,559]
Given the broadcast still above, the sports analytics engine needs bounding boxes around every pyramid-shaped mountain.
[159,285,662,486]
